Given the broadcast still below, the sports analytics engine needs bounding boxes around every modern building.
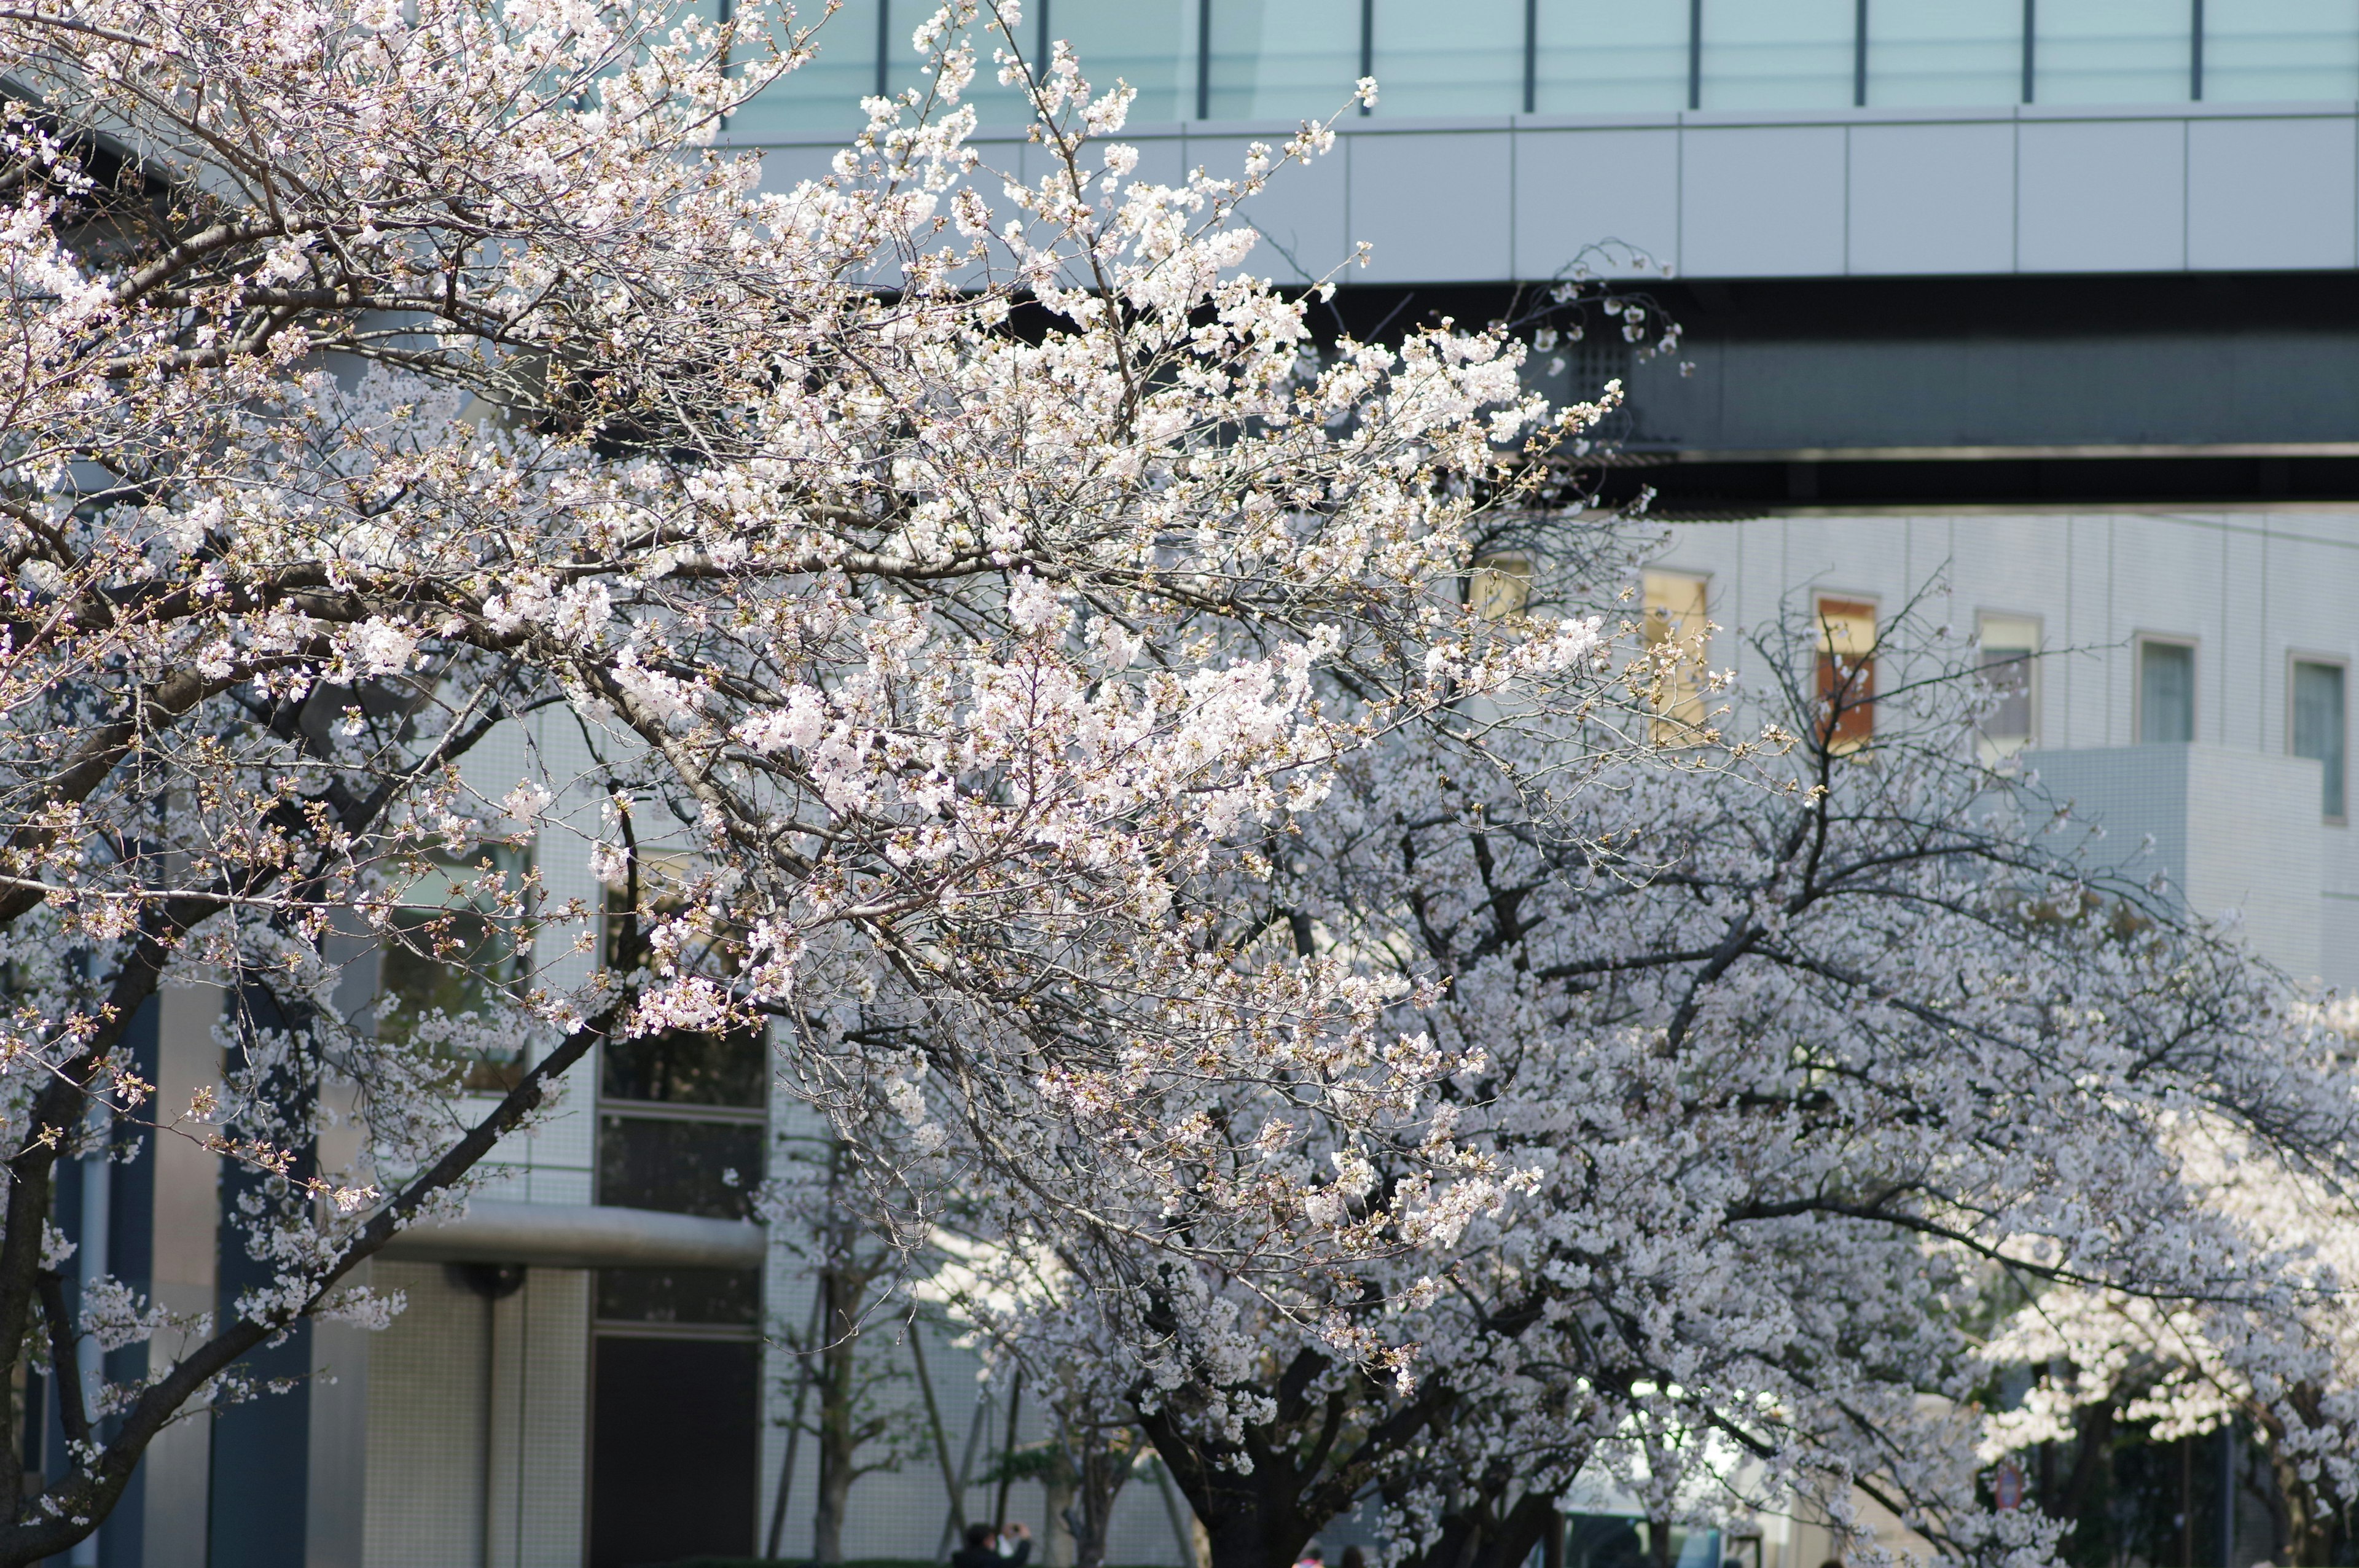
[39,4,2359,1566]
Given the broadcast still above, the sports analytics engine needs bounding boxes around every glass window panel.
[1868,0,2022,105]
[2294,660,2346,819]
[597,1116,765,1217]
[1058,0,1198,123]
[2204,0,2359,102]
[1815,596,1877,753]
[1643,570,1711,744]
[1207,0,1363,120]
[1976,612,2041,754]
[1700,0,1855,110]
[726,0,884,139]
[2037,0,2192,104]
[1535,0,1691,113]
[1369,0,1522,117]
[596,1267,761,1325]
[602,1024,769,1107]
[2138,639,2196,743]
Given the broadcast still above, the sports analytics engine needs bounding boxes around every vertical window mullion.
[1853,0,1868,104]
[2021,0,2035,100]
[1197,0,1211,117]
[2190,0,2204,99]
[1360,0,1374,111]
[1524,0,1538,112]
[1688,0,1704,107]
[875,0,890,99]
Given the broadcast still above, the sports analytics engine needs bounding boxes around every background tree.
[927,588,2359,1568]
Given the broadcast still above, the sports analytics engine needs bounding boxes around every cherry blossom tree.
[0,0,1657,1556]
[923,593,2359,1568]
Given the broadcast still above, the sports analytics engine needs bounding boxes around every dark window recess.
[600,1024,767,1108]
[379,908,527,1091]
[589,1336,759,1568]
[596,1115,762,1219]
[595,1266,760,1327]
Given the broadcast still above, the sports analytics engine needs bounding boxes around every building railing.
[722,0,2359,141]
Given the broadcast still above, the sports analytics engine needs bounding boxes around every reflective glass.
[2138,640,2196,743]
[2204,0,2359,101]
[2036,0,2191,103]
[1535,1,1689,113]
[1868,0,2021,105]
[1207,0,1363,120]
[597,1115,765,1217]
[1060,0,1199,122]
[1698,0,1855,110]
[2294,660,2347,819]
[1370,0,1522,117]
[726,0,885,139]
[596,1267,761,1325]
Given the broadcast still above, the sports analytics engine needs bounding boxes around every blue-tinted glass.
[2294,660,2346,818]
[1207,0,1363,120]
[2205,0,2359,101]
[1699,0,1855,109]
[726,0,883,139]
[1371,0,1522,116]
[1869,0,2022,105]
[1060,0,1199,123]
[2037,0,2192,103]
[2139,641,2195,743]
[1534,0,1689,113]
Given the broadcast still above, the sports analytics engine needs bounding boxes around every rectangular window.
[1976,612,2040,757]
[1206,0,1364,120]
[1867,0,2024,106]
[1699,0,1856,110]
[725,0,884,139]
[1643,569,1711,744]
[2137,637,2197,743]
[1814,596,1877,754]
[1060,0,1200,123]
[1371,0,1524,116]
[2036,0,2193,104]
[1534,0,1692,113]
[2293,658,2347,822]
[1470,553,1534,620]
[2205,0,2359,101]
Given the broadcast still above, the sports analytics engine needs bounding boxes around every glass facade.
[722,0,2359,134]
[1868,0,2022,106]
[1371,0,1525,118]
[1697,0,1855,111]
[1532,1,1690,113]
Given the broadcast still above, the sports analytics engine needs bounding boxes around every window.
[1206,0,1363,120]
[2293,658,2347,822]
[2036,0,2192,104]
[2137,637,2196,743]
[1813,596,1877,754]
[1534,0,1691,113]
[1642,569,1711,744]
[1698,0,1856,110]
[377,846,531,1092]
[597,864,766,1327]
[2206,0,2359,101]
[1868,0,2022,106]
[1371,0,1524,115]
[1470,553,1533,620]
[1976,613,2040,758]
